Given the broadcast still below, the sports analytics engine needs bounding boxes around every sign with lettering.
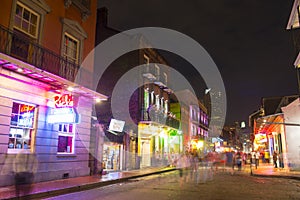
[47,108,80,124]
[53,94,74,108]
[109,119,125,132]
[20,104,35,113]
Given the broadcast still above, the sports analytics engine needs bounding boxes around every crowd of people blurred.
[169,148,284,183]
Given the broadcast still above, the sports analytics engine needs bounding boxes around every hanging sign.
[109,119,125,132]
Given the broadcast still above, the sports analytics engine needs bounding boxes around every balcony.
[154,75,167,88]
[166,115,180,129]
[143,109,179,130]
[0,25,79,84]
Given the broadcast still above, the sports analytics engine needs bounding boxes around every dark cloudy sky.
[97,0,298,125]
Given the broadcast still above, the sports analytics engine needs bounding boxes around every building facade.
[0,0,107,186]
[250,96,297,170]
[170,89,209,155]
[95,7,181,171]
[282,99,300,170]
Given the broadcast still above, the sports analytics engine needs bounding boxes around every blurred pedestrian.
[261,151,265,163]
[13,151,38,198]
[209,151,219,173]
[231,151,236,175]
[264,151,270,163]
[236,152,242,171]
[273,151,278,168]
[242,152,247,165]
[251,151,256,166]
[255,151,260,169]
[219,152,226,171]
[176,153,190,187]
[190,151,200,183]
[225,151,234,174]
[278,152,284,168]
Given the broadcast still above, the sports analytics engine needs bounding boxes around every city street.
[43,169,300,200]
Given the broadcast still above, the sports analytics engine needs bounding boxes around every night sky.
[97,0,298,125]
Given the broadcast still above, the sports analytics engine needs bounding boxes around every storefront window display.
[8,101,36,152]
[102,144,121,171]
[57,124,75,154]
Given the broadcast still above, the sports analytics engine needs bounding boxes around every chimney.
[97,7,108,27]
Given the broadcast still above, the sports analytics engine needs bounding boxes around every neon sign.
[20,105,35,113]
[53,94,74,108]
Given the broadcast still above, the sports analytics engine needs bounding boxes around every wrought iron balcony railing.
[142,65,157,80]
[166,115,180,129]
[0,25,79,82]
[143,108,180,129]
[154,75,167,88]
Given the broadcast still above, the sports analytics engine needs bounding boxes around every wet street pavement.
[43,169,300,200]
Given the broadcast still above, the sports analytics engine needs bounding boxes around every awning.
[254,113,284,135]
[0,53,108,101]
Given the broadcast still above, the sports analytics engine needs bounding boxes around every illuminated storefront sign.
[255,133,267,144]
[53,94,74,108]
[47,94,79,123]
[191,139,204,149]
[20,104,35,113]
[47,108,80,124]
[253,133,267,151]
[109,119,125,132]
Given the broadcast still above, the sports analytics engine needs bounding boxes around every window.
[191,124,197,136]
[8,101,36,151]
[14,2,39,38]
[63,33,79,64]
[191,109,196,120]
[57,123,75,154]
[60,18,87,65]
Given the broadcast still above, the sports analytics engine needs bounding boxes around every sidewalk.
[1,164,300,200]
[0,166,176,200]
[250,163,300,180]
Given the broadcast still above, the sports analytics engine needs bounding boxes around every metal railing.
[154,75,167,87]
[143,108,180,129]
[0,25,79,82]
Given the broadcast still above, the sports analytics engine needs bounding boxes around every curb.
[251,173,300,181]
[4,168,177,200]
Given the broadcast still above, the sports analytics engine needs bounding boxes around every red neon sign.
[20,105,35,113]
[53,94,74,108]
